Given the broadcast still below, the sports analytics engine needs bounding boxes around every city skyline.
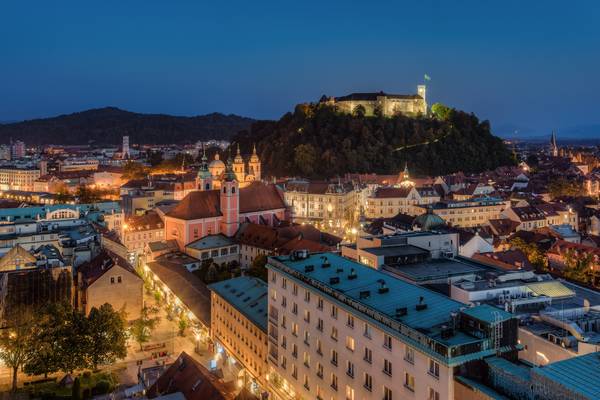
[1,1,600,137]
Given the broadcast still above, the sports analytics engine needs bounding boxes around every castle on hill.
[322,85,427,117]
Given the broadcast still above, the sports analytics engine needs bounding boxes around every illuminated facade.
[324,85,427,117]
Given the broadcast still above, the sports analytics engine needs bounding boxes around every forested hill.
[0,107,255,145]
[232,103,516,178]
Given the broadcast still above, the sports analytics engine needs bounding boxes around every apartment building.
[0,166,41,191]
[266,252,518,400]
[366,186,440,218]
[283,180,359,227]
[209,276,270,390]
[417,197,508,228]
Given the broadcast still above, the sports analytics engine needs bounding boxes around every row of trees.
[0,302,127,392]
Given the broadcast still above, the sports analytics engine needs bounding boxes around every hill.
[0,107,255,145]
[232,103,515,178]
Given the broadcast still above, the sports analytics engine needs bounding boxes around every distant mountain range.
[0,107,256,145]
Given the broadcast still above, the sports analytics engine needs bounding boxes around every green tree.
[147,150,164,166]
[56,306,89,374]
[548,178,582,199]
[563,249,594,284]
[178,313,188,337]
[122,161,147,180]
[24,305,62,378]
[509,238,547,272]
[0,307,35,392]
[130,306,161,351]
[431,103,453,120]
[247,254,268,282]
[294,144,318,177]
[86,304,128,370]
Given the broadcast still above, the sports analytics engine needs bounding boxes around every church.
[204,144,261,189]
[165,153,287,249]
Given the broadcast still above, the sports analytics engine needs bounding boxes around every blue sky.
[1,1,599,136]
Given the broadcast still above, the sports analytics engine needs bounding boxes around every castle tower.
[196,145,213,191]
[233,144,246,182]
[220,156,240,237]
[417,85,427,113]
[248,143,261,181]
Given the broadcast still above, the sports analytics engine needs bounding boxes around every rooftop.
[532,352,600,399]
[208,276,268,332]
[186,234,236,251]
[383,257,488,282]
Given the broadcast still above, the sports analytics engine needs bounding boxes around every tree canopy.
[231,103,515,178]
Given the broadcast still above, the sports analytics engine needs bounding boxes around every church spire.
[550,130,558,157]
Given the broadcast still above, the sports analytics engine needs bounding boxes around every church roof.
[166,182,286,221]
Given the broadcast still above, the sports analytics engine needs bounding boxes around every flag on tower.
[424,74,431,81]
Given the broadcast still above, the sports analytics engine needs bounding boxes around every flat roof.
[532,352,600,398]
[461,304,513,324]
[362,244,428,257]
[268,252,464,332]
[208,276,268,332]
[384,258,487,282]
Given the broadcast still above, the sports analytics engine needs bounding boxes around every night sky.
[1,1,599,137]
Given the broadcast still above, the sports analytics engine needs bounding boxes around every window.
[404,373,415,391]
[292,323,298,336]
[363,347,372,363]
[428,359,440,378]
[331,349,338,366]
[364,373,372,391]
[316,339,323,355]
[384,386,393,400]
[331,373,338,391]
[304,290,311,302]
[346,336,355,351]
[292,284,298,296]
[384,334,392,350]
[304,330,310,345]
[292,303,298,315]
[347,314,354,328]
[428,388,440,400]
[331,305,338,319]
[292,364,297,379]
[317,318,324,332]
[110,277,115,284]
[281,356,287,369]
[281,296,287,308]
[331,327,338,341]
[317,362,324,378]
[363,323,372,339]
[292,344,298,358]
[345,385,354,400]
[317,297,323,310]
[303,352,310,367]
[282,278,287,289]
[405,345,414,364]
[346,361,354,378]
[383,359,392,376]
[117,276,122,283]
[304,310,310,322]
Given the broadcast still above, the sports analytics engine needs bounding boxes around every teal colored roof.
[532,352,600,399]
[0,202,121,221]
[186,234,235,250]
[208,276,268,332]
[269,252,464,330]
[461,304,513,324]
[486,356,532,382]
[455,376,510,400]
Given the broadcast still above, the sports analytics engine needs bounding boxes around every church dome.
[413,208,445,231]
[208,153,226,177]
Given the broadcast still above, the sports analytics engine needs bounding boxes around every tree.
[122,161,147,180]
[294,144,318,177]
[548,178,582,199]
[509,238,547,272]
[431,103,453,120]
[130,306,161,351]
[0,307,35,392]
[86,304,128,370]
[247,254,268,282]
[56,305,89,374]
[563,249,594,284]
[147,150,164,166]
[178,313,188,337]
[75,185,102,203]
[24,305,62,378]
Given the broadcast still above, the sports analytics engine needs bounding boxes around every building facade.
[324,86,427,117]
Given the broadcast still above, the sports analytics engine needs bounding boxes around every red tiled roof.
[472,250,532,271]
[488,219,520,237]
[166,182,286,221]
[147,352,235,400]
[127,210,164,230]
[372,186,414,199]
[77,249,139,287]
